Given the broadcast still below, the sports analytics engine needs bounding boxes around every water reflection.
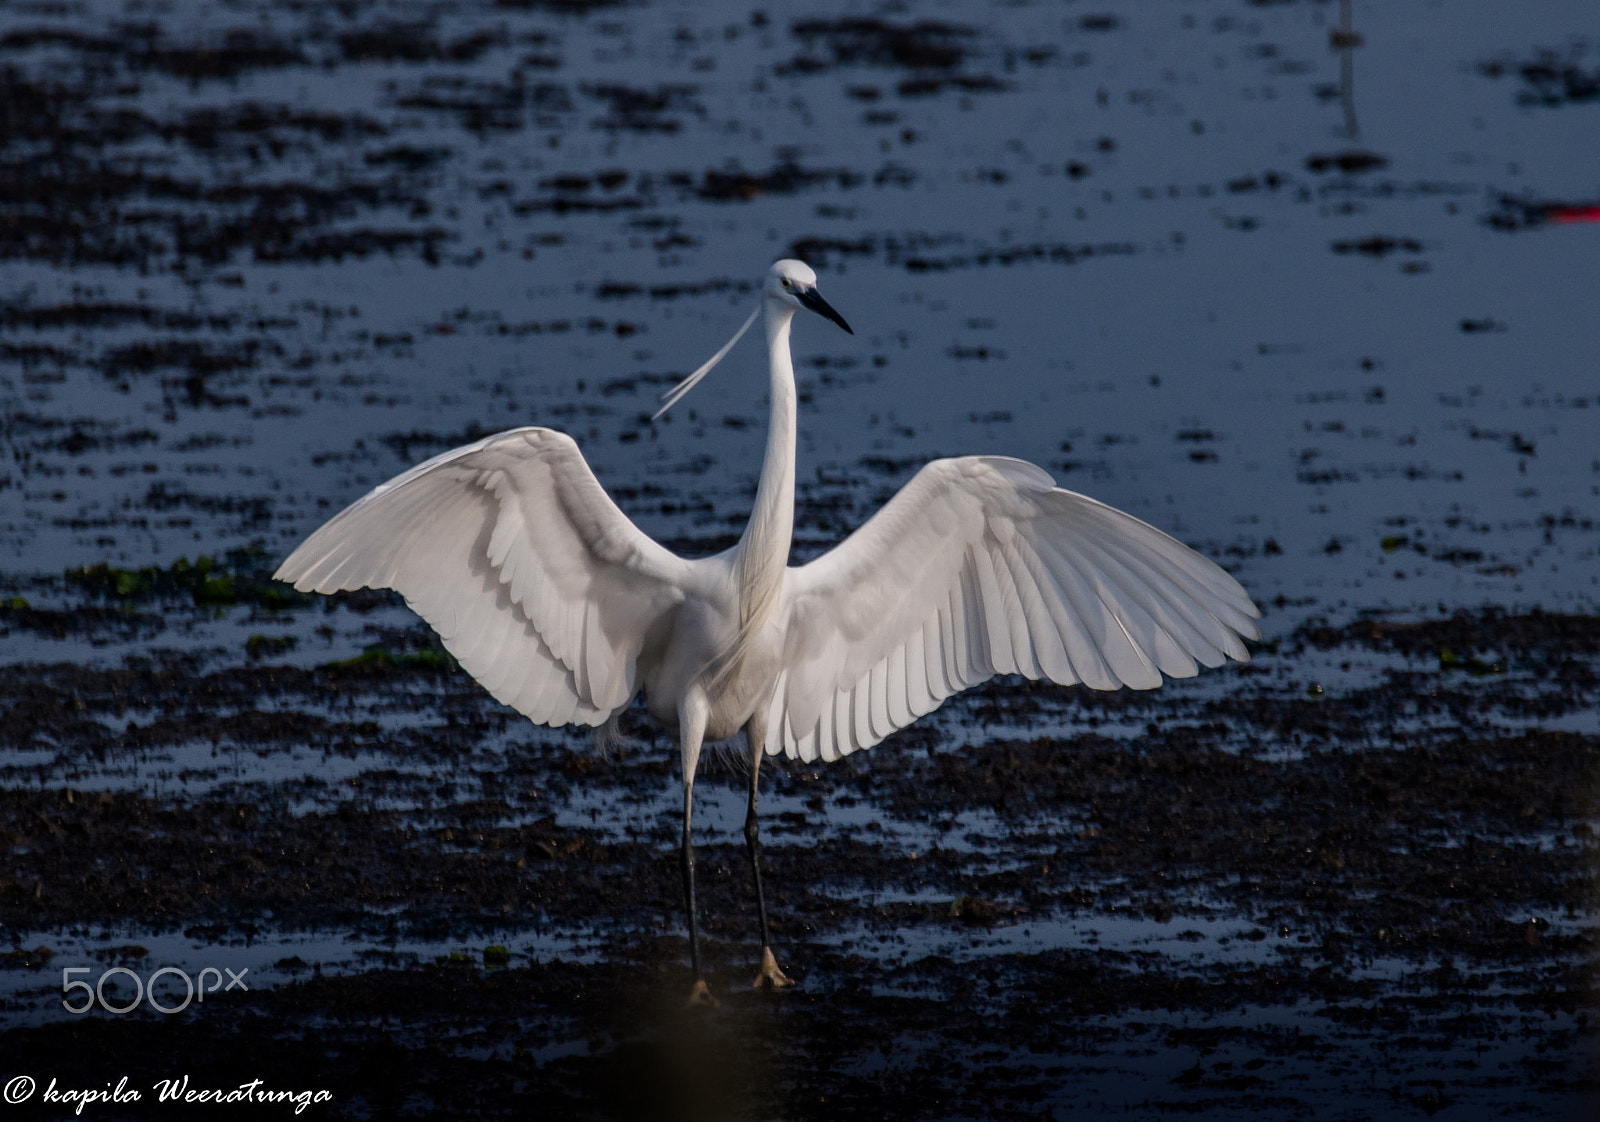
[1332,0,1364,139]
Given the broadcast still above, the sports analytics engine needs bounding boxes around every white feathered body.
[276,289,1260,768]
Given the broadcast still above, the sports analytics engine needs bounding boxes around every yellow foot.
[752,946,795,991]
[686,978,720,1008]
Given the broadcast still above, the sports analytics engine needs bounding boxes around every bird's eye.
[781,278,793,290]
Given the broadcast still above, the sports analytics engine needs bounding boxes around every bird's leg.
[682,785,718,1007]
[743,719,794,991]
[679,698,717,1007]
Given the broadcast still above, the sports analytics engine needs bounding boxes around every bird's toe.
[752,946,796,991]
[686,978,721,1008]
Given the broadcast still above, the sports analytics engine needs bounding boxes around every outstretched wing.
[276,427,691,727]
[765,456,1260,762]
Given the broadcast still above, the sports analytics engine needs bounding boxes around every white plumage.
[276,259,1260,1003]
[282,427,689,726]
[768,455,1256,763]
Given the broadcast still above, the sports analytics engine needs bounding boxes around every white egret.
[275,259,1260,1005]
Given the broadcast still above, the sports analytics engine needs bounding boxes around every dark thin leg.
[743,720,794,989]
[744,764,775,950]
[678,704,715,1005]
[680,783,704,982]
[1337,0,1360,140]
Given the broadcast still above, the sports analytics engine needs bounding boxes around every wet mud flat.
[1,606,1596,1121]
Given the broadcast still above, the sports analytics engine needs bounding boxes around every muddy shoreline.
[2,606,1596,1119]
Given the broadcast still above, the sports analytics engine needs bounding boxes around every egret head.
[652,259,852,420]
[766,258,853,335]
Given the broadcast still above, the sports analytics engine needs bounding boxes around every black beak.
[797,286,853,335]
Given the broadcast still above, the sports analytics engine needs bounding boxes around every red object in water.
[1547,205,1600,225]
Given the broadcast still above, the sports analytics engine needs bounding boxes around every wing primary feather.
[1007,537,1080,686]
[410,486,495,590]
[584,601,613,707]
[885,643,913,728]
[1025,538,1120,690]
[937,601,960,695]
[1064,532,1222,671]
[475,606,528,698]
[1085,541,1219,669]
[568,602,593,701]
[313,548,369,595]
[924,608,948,701]
[764,672,789,759]
[378,479,460,588]
[946,585,972,688]
[509,653,556,718]
[987,535,1044,680]
[869,659,893,740]
[1035,535,1163,688]
[508,626,569,719]
[1067,496,1258,619]
[828,689,850,762]
[905,621,936,715]
[1111,527,1259,633]
[1073,530,1253,658]
[546,684,578,729]
[796,723,819,763]
[957,558,993,679]
[968,540,1018,675]
[852,675,874,750]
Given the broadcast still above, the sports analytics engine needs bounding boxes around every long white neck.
[736,299,797,629]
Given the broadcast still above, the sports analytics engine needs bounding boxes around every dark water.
[1,1,1597,1119]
